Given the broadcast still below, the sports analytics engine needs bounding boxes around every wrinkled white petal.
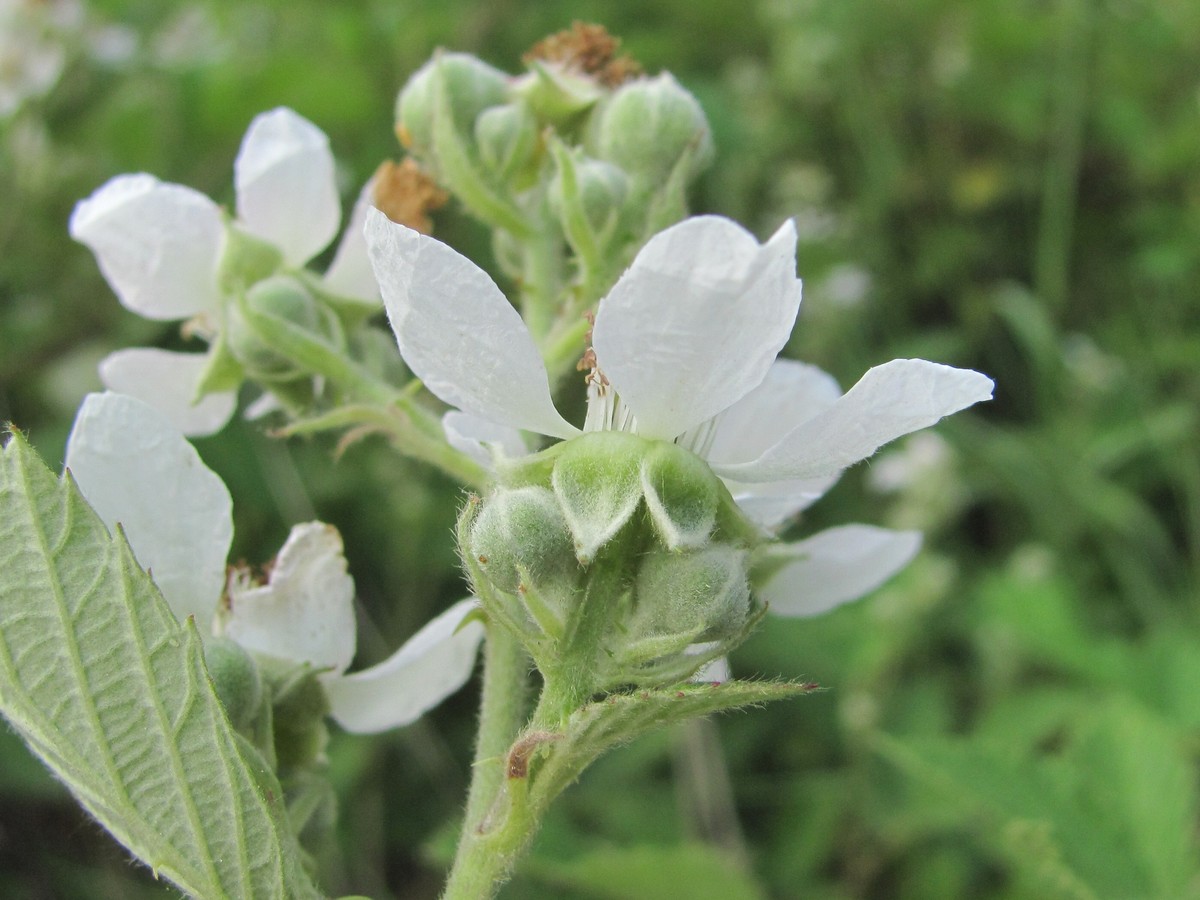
[707,358,842,465]
[99,347,236,437]
[724,474,839,531]
[592,216,802,440]
[65,392,233,631]
[442,410,531,468]
[365,210,579,439]
[322,178,381,302]
[759,525,921,617]
[234,107,340,266]
[324,599,484,734]
[716,359,994,483]
[223,522,356,675]
[70,173,223,320]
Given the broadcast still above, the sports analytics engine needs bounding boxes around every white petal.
[324,599,484,734]
[707,358,842,465]
[759,526,921,617]
[69,173,223,320]
[234,107,340,266]
[322,178,381,302]
[99,348,236,437]
[442,410,531,468]
[64,392,233,630]
[364,210,579,439]
[687,646,730,683]
[592,216,802,440]
[724,474,840,532]
[223,522,356,674]
[716,359,994,483]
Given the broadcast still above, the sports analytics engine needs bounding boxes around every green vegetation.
[1,0,1197,896]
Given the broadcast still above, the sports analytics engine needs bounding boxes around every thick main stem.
[442,626,531,899]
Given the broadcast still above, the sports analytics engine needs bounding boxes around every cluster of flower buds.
[463,430,763,706]
[394,25,714,330]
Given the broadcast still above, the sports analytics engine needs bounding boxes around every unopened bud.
[396,52,509,161]
[475,103,539,181]
[470,486,577,595]
[226,275,340,381]
[549,154,628,237]
[595,73,713,182]
[204,637,264,731]
[632,546,751,643]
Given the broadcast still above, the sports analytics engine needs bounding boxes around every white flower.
[69,107,380,437]
[64,391,483,733]
[364,211,993,617]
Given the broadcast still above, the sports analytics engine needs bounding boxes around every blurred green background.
[2,0,1198,897]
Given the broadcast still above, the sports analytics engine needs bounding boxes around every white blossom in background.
[0,0,78,117]
[69,107,381,437]
[0,0,137,118]
[64,391,483,733]
[364,211,994,618]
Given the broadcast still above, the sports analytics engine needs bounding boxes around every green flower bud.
[640,441,719,550]
[268,665,330,771]
[396,52,509,161]
[475,103,539,181]
[470,486,577,595]
[551,431,645,564]
[226,275,341,381]
[595,73,714,183]
[204,637,264,731]
[549,154,628,238]
[631,546,751,644]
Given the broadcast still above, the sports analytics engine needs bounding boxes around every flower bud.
[226,275,340,381]
[549,154,628,238]
[204,637,264,731]
[594,73,713,183]
[631,546,751,644]
[469,486,577,595]
[268,666,330,770]
[395,52,509,161]
[475,102,539,181]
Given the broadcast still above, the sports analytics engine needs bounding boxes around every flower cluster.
[69,108,380,436]
[65,391,483,735]
[365,211,992,625]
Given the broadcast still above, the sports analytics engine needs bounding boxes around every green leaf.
[524,680,814,817]
[876,697,1200,899]
[524,843,767,900]
[0,431,323,900]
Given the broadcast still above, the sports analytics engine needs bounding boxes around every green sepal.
[217,220,284,295]
[639,441,720,550]
[192,328,245,398]
[551,431,645,564]
[0,431,321,899]
[517,60,603,130]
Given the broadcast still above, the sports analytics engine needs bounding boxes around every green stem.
[519,210,566,341]
[1035,0,1092,312]
[442,626,532,900]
